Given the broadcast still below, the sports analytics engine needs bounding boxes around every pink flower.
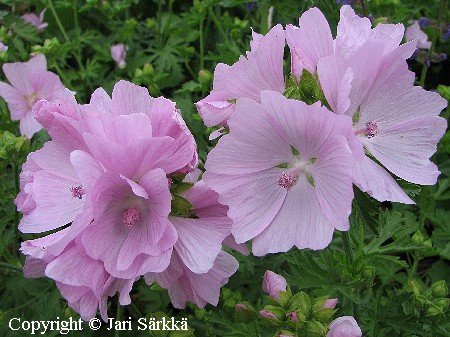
[16,80,203,317]
[0,41,8,51]
[287,6,447,204]
[111,43,128,69]
[262,271,287,300]
[80,168,177,278]
[287,6,409,80]
[323,298,339,309]
[21,9,48,31]
[0,54,65,138]
[196,25,285,127]
[327,316,362,337]
[405,21,431,49]
[145,181,237,308]
[203,91,355,255]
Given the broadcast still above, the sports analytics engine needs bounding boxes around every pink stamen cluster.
[364,122,379,138]
[70,185,85,199]
[278,171,298,191]
[123,207,140,227]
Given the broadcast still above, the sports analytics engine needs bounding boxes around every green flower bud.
[425,303,443,317]
[431,280,448,298]
[198,69,212,86]
[434,298,450,311]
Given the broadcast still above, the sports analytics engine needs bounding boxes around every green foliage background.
[0,0,449,336]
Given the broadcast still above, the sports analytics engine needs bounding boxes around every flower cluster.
[16,78,242,320]
[239,270,362,337]
[197,5,447,255]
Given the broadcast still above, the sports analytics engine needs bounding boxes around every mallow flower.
[0,54,65,138]
[195,24,285,127]
[21,9,48,31]
[286,6,447,203]
[203,91,355,255]
[17,79,236,319]
[327,316,362,337]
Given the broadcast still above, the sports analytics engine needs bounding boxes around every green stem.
[73,0,82,66]
[342,231,354,264]
[48,0,91,93]
[184,60,196,78]
[208,7,227,42]
[342,231,355,316]
[52,62,73,90]
[115,300,122,337]
[199,17,205,69]
[419,0,448,87]
[0,261,22,272]
[259,1,269,34]
[47,0,70,42]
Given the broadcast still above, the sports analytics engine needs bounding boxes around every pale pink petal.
[19,110,43,138]
[317,55,354,115]
[310,136,354,231]
[195,91,234,127]
[70,150,104,196]
[171,216,231,274]
[204,97,294,175]
[364,116,447,185]
[111,80,153,116]
[203,169,286,243]
[84,134,189,178]
[223,235,250,255]
[252,175,334,255]
[31,71,64,99]
[84,113,152,146]
[2,54,46,93]
[286,7,333,74]
[260,91,352,160]
[0,82,28,119]
[81,87,112,117]
[353,155,414,204]
[335,5,372,58]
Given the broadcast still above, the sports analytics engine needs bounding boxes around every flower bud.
[286,311,299,322]
[327,316,362,337]
[262,270,287,301]
[259,309,278,320]
[323,298,338,309]
[431,280,448,298]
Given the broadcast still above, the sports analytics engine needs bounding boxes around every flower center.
[70,185,85,199]
[24,92,38,110]
[354,122,379,138]
[123,207,140,227]
[278,171,298,190]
